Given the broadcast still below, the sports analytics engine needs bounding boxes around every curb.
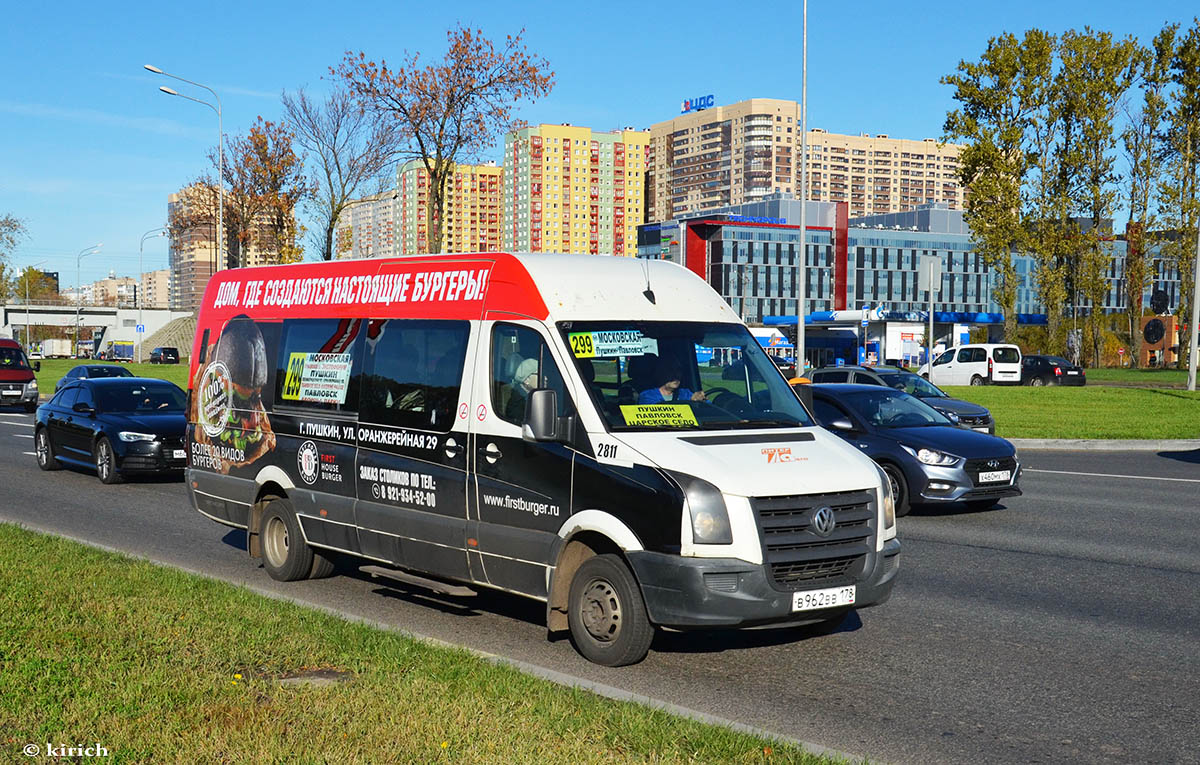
[2,520,872,765]
[1008,438,1200,452]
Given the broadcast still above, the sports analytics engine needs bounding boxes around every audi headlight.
[902,444,959,466]
[669,471,732,545]
[875,464,896,530]
[118,431,156,443]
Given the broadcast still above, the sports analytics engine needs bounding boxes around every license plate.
[1067,370,1079,375]
[792,585,855,612]
[172,449,186,459]
[972,426,991,433]
[979,470,1010,483]
[1,390,19,396]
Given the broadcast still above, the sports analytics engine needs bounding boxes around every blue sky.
[1,0,1195,288]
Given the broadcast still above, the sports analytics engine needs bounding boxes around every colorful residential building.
[502,124,649,256]
[396,160,503,255]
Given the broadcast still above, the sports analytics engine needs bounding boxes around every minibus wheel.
[260,498,333,581]
[567,554,654,667]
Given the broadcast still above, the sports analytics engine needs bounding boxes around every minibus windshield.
[557,321,814,432]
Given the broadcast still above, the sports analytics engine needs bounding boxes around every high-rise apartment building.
[333,190,397,259]
[503,124,649,256]
[140,268,171,309]
[168,186,279,312]
[395,160,503,255]
[647,98,966,222]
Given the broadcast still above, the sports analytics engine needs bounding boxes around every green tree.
[336,25,554,253]
[944,32,1049,341]
[0,214,29,301]
[1121,25,1177,367]
[1157,18,1200,370]
[1019,30,1071,354]
[1058,28,1140,367]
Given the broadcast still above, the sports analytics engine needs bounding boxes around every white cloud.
[0,99,203,138]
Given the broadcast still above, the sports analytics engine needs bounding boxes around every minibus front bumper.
[627,537,900,630]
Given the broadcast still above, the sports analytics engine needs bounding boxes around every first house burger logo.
[297,440,320,485]
[198,361,232,437]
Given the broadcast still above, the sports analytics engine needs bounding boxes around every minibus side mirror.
[524,388,574,443]
[33,361,41,372]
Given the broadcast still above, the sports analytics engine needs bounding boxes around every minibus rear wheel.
[260,498,334,581]
[567,554,654,667]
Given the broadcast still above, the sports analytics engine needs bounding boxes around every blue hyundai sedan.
[809,383,1021,516]
[34,377,187,484]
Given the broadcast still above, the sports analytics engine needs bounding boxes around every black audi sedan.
[34,377,187,484]
[809,365,996,434]
[54,363,134,392]
[1022,354,1086,386]
[809,383,1021,516]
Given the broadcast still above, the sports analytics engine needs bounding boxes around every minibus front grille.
[750,490,875,589]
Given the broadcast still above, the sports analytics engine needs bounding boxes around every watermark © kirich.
[23,742,109,757]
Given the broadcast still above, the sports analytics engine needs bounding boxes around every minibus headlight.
[875,464,896,530]
[27,379,37,390]
[669,471,732,545]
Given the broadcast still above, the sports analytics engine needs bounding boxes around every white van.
[920,343,1022,386]
[185,253,899,666]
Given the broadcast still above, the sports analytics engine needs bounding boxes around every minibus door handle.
[484,442,503,464]
[443,436,463,459]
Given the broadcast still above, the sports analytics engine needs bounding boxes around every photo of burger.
[192,316,276,473]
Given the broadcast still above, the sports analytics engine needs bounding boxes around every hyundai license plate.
[172,449,186,459]
[979,470,1010,483]
[793,585,855,612]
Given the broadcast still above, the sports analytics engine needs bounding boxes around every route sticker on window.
[619,404,699,428]
[280,352,353,404]
[569,331,646,358]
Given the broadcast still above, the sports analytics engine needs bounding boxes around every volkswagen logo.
[986,459,1001,469]
[811,506,836,537]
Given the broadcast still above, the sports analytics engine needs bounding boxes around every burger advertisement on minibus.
[191,316,277,474]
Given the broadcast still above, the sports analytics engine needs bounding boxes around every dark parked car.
[55,363,134,392]
[34,377,188,484]
[808,365,995,434]
[1022,354,1086,386]
[809,383,1021,516]
[150,346,180,364]
[769,355,796,377]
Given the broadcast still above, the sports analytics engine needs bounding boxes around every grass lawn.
[0,524,838,764]
[943,385,1200,439]
[34,358,189,394]
[1081,367,1188,385]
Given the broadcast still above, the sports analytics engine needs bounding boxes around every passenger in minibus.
[505,357,540,422]
[638,357,707,404]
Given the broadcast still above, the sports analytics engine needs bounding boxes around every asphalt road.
[2,407,1198,764]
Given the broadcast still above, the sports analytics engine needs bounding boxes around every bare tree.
[336,25,554,253]
[282,87,398,260]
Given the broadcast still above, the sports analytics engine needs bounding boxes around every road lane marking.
[1025,468,1200,484]
[21,452,35,456]
[12,434,32,439]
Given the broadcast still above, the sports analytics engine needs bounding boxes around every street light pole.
[1188,200,1200,391]
[795,0,808,375]
[24,260,48,352]
[138,228,167,363]
[75,244,102,358]
[145,65,223,272]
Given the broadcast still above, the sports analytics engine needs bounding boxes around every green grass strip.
[0,524,844,764]
[34,358,190,393]
[942,385,1200,439]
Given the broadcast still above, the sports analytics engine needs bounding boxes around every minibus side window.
[492,324,573,426]
[358,319,469,433]
[274,318,365,414]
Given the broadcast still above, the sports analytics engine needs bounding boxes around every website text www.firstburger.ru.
[481,493,560,517]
